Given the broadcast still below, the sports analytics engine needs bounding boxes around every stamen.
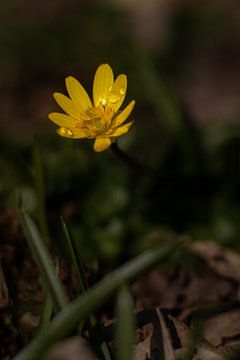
[75,105,115,137]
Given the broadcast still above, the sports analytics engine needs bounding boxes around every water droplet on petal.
[59,127,73,137]
[108,85,112,92]
[120,87,126,95]
[109,94,120,104]
[100,97,107,106]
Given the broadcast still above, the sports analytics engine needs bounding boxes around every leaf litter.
[1,211,240,359]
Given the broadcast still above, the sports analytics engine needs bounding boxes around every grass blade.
[60,217,87,293]
[61,218,111,358]
[18,208,68,312]
[101,342,112,360]
[115,285,134,360]
[14,240,186,360]
[38,291,53,334]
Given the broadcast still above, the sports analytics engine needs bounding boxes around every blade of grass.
[18,207,68,312]
[101,342,112,360]
[115,285,135,360]
[88,321,112,360]
[68,222,90,290]
[38,261,60,333]
[33,137,50,247]
[14,240,186,360]
[61,218,111,359]
[60,217,86,293]
[38,291,53,334]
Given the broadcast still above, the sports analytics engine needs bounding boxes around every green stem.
[110,142,157,176]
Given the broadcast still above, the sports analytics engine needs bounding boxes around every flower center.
[75,104,114,137]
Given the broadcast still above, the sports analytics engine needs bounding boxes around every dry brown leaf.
[133,265,236,311]
[156,308,176,360]
[203,309,240,347]
[133,324,152,360]
[45,337,97,360]
[189,241,240,282]
[170,316,236,360]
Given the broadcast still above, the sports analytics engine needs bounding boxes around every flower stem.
[110,142,157,176]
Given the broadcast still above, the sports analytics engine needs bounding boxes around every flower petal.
[53,92,81,119]
[93,64,114,107]
[112,100,135,128]
[48,112,78,128]
[108,74,127,113]
[93,136,112,152]
[109,121,133,137]
[65,76,92,112]
[57,127,87,139]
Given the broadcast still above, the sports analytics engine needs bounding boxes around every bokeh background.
[1,0,240,263]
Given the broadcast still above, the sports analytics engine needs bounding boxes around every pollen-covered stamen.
[75,104,115,137]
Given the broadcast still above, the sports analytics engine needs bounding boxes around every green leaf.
[18,207,68,312]
[61,218,112,359]
[14,240,186,360]
[101,342,112,360]
[115,285,135,360]
[60,217,87,293]
[38,291,53,334]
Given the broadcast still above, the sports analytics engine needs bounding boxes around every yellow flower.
[48,64,135,152]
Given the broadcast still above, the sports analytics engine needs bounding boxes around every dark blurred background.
[1,0,240,262]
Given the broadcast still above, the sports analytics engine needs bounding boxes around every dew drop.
[100,97,107,106]
[109,93,120,104]
[108,85,112,92]
[59,127,73,137]
[120,87,126,95]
